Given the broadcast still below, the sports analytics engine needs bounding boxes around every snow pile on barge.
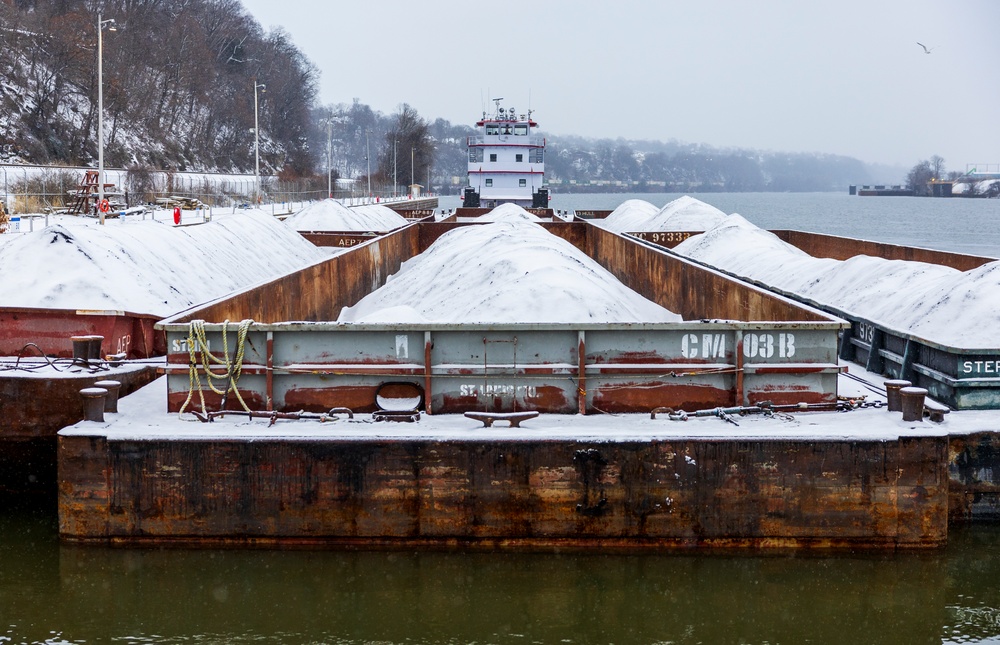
[600,196,727,232]
[674,215,1000,348]
[0,212,327,317]
[339,221,683,323]
[284,199,407,232]
[478,203,544,222]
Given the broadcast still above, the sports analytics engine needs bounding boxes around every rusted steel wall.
[170,224,421,324]
[772,230,995,271]
[627,231,698,248]
[586,226,832,323]
[162,322,840,415]
[0,308,163,359]
[58,433,949,549]
[949,432,1000,521]
[299,231,377,249]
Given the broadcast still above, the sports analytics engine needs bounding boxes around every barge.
[57,215,958,550]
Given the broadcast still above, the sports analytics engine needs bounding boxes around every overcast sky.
[239,0,999,170]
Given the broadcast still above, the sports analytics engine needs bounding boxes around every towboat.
[462,98,548,208]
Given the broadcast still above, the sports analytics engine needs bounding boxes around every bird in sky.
[917,42,936,54]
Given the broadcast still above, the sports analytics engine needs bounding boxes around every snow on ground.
[598,195,727,233]
[339,221,682,324]
[477,203,543,222]
[61,366,984,442]
[283,199,408,232]
[0,210,328,317]
[673,215,1000,348]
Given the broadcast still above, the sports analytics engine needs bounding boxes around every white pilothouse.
[462,98,548,208]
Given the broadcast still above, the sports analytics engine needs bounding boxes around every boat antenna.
[492,97,503,118]
[481,90,486,120]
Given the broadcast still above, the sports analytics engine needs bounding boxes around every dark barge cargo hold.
[56,219,955,549]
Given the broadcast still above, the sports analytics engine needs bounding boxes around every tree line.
[0,0,317,177]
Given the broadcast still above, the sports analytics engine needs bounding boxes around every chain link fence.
[0,165,425,216]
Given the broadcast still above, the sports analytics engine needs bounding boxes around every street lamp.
[393,139,397,198]
[410,146,415,197]
[253,80,266,205]
[97,13,116,225]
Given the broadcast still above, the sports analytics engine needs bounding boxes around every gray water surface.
[3,503,1000,644]
[441,191,1000,257]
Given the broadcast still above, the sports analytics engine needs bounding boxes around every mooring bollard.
[884,379,912,412]
[94,380,122,413]
[70,335,92,365]
[80,387,109,422]
[87,335,104,361]
[900,386,928,422]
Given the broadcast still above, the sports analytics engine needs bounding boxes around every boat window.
[515,154,523,162]
[530,149,544,163]
[519,178,527,187]
[489,154,497,162]
[485,125,499,135]
[503,126,512,134]
[514,125,528,135]
[469,148,484,163]
[485,179,493,187]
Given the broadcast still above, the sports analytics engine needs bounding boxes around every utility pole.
[253,80,266,204]
[97,13,117,225]
[365,129,371,203]
[327,121,332,199]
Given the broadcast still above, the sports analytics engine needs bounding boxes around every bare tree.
[930,155,946,180]
[907,160,934,196]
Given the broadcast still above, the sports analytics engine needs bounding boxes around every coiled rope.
[179,318,254,418]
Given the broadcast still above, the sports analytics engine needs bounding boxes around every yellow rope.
[179,318,254,417]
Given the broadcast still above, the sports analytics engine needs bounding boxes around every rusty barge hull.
[58,431,949,549]
[0,307,165,359]
[157,222,848,417]
[0,363,159,494]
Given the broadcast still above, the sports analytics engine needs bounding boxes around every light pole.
[393,139,397,198]
[410,146,415,197]
[253,80,266,205]
[326,121,333,199]
[97,13,116,225]
[365,129,371,203]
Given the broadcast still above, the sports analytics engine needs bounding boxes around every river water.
[5,192,1000,644]
[442,191,1000,257]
